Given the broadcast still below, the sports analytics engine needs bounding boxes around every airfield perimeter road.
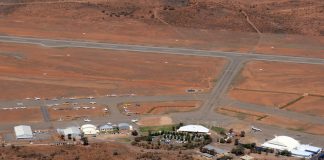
[0,35,324,146]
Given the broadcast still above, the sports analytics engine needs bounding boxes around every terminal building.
[177,125,210,134]
[261,136,322,158]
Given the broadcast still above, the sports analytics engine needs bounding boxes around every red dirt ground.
[120,101,200,115]
[233,61,324,95]
[0,107,42,124]
[285,96,324,117]
[0,0,323,58]
[48,104,107,121]
[0,142,197,160]
[137,116,173,126]
[215,106,324,135]
[0,42,226,100]
[229,61,324,116]
[228,89,301,108]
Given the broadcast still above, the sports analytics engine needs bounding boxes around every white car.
[34,97,41,100]
[84,118,91,122]
[88,96,95,99]
[131,119,138,123]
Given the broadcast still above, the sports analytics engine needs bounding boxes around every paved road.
[198,58,245,117]
[40,106,50,122]
[0,35,324,65]
[0,94,207,108]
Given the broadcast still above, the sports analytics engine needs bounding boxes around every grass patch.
[279,95,305,109]
[139,125,175,133]
[211,126,226,134]
[116,138,131,143]
[256,115,268,121]
[288,127,305,132]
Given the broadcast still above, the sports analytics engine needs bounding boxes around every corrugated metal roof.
[14,125,33,139]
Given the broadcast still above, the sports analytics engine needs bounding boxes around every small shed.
[99,124,114,132]
[118,123,130,130]
[14,125,33,139]
[202,145,228,155]
[57,126,81,137]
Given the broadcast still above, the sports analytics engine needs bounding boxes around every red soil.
[0,107,43,124]
[121,101,200,115]
[0,43,226,100]
[48,104,107,121]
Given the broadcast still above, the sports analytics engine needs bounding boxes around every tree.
[226,138,232,144]
[81,137,89,145]
[67,134,72,140]
[234,139,239,145]
[176,123,184,129]
[280,150,292,157]
[231,146,245,156]
[112,150,119,156]
[146,135,152,142]
[240,131,245,137]
[219,138,226,143]
[132,130,138,136]
[60,135,65,141]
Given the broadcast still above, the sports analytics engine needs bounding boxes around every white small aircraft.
[251,126,262,132]
[84,118,91,122]
[34,97,41,100]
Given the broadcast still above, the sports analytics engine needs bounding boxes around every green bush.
[231,145,245,156]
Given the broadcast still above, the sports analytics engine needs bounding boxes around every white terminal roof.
[261,136,322,158]
[177,125,209,133]
[81,124,98,135]
[14,125,33,139]
[262,136,300,151]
